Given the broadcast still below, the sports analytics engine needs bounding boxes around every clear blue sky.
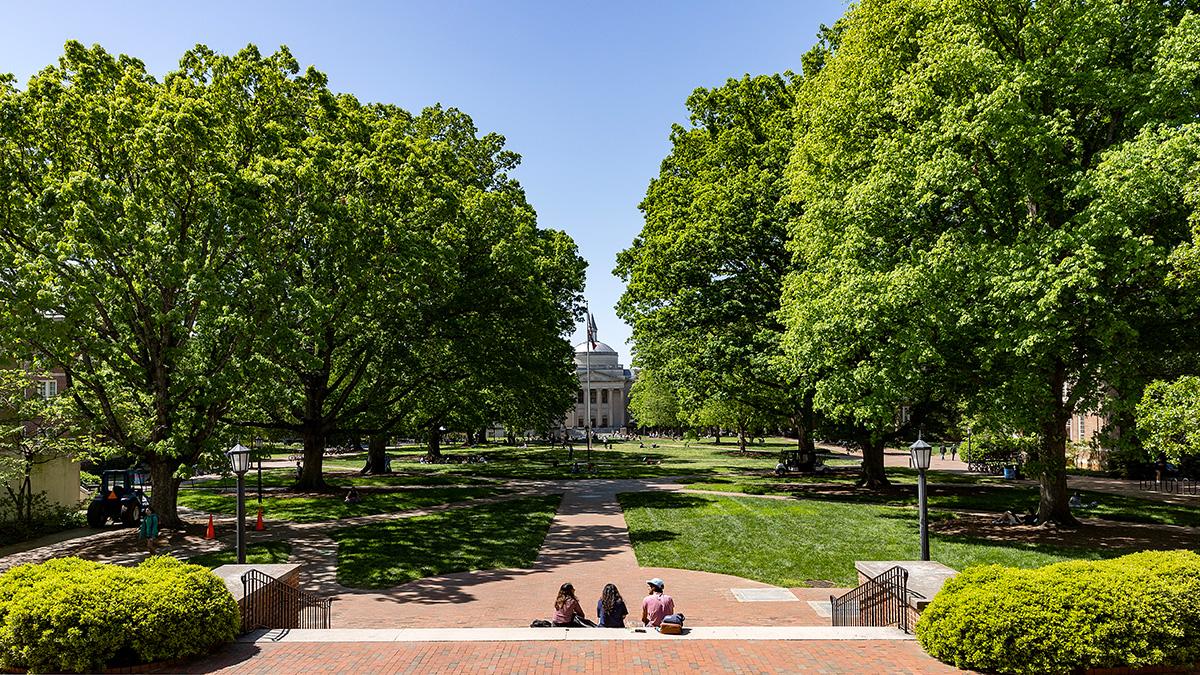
[0,0,847,360]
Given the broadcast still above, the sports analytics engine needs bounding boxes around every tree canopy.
[781,0,1200,521]
[616,74,812,451]
[0,42,584,520]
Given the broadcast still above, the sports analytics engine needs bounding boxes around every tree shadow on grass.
[330,494,563,592]
[627,529,679,546]
[616,492,709,512]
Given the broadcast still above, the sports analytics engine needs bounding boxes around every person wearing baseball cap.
[641,577,675,627]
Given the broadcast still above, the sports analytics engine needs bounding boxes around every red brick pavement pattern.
[168,640,969,674]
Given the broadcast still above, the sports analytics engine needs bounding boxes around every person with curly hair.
[596,583,628,628]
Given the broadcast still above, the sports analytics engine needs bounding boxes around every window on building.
[577,389,584,403]
[602,416,608,428]
[590,389,596,404]
[590,418,596,428]
[35,379,57,400]
[1078,416,1086,440]
[577,418,584,428]
[601,389,609,404]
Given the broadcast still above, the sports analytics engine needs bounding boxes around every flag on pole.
[586,312,598,349]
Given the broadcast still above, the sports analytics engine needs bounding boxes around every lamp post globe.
[909,438,932,470]
[227,443,251,564]
[227,444,252,475]
[909,437,932,561]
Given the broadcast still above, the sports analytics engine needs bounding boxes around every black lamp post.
[909,437,932,561]
[254,437,263,505]
[227,443,252,564]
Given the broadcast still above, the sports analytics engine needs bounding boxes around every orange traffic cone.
[204,514,215,539]
[255,507,265,531]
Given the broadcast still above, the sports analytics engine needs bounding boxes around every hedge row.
[916,550,1200,674]
[0,556,239,673]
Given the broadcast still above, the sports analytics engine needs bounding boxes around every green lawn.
[619,492,1126,587]
[177,485,502,523]
[332,494,562,589]
[370,438,802,481]
[187,541,292,568]
[682,472,1200,527]
[189,468,495,489]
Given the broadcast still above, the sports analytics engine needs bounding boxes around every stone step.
[240,626,914,643]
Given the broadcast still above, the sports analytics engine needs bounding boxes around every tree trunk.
[148,455,184,528]
[797,390,816,455]
[738,424,747,453]
[427,424,442,461]
[858,432,890,489]
[713,428,721,445]
[296,425,329,491]
[477,427,488,446]
[1037,368,1078,526]
[20,467,32,527]
[365,434,388,474]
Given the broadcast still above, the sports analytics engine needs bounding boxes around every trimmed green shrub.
[916,550,1200,674]
[0,556,239,673]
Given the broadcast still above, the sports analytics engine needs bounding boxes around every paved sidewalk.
[329,479,845,628]
[165,640,967,674]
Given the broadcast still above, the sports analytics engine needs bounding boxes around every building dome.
[574,340,617,354]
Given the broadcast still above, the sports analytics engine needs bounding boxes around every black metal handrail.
[240,569,331,631]
[830,565,909,633]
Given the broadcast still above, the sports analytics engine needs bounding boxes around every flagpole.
[585,301,592,469]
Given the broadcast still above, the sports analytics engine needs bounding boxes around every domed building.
[564,333,636,435]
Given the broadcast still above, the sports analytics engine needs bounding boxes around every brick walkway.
[330,479,845,628]
[166,640,967,674]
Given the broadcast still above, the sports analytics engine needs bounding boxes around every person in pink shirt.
[641,578,675,627]
[552,582,593,627]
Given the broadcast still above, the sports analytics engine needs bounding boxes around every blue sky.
[0,0,847,360]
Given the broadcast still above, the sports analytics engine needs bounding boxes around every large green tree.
[240,102,584,482]
[627,370,681,430]
[784,0,1200,522]
[0,43,306,525]
[616,75,812,454]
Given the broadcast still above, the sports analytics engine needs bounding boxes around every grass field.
[187,541,292,568]
[332,494,562,589]
[357,439,800,481]
[619,492,1124,587]
[681,472,1200,527]
[177,485,502,523]
[189,468,496,489]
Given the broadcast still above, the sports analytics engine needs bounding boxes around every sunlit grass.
[186,541,292,568]
[332,494,562,588]
[619,492,1128,587]
[177,485,502,523]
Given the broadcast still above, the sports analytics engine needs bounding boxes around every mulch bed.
[932,513,1198,550]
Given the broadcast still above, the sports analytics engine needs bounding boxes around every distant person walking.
[138,506,159,554]
[641,578,675,627]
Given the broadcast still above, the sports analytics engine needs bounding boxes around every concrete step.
[240,626,914,643]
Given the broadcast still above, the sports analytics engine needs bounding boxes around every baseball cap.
[646,578,665,590]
